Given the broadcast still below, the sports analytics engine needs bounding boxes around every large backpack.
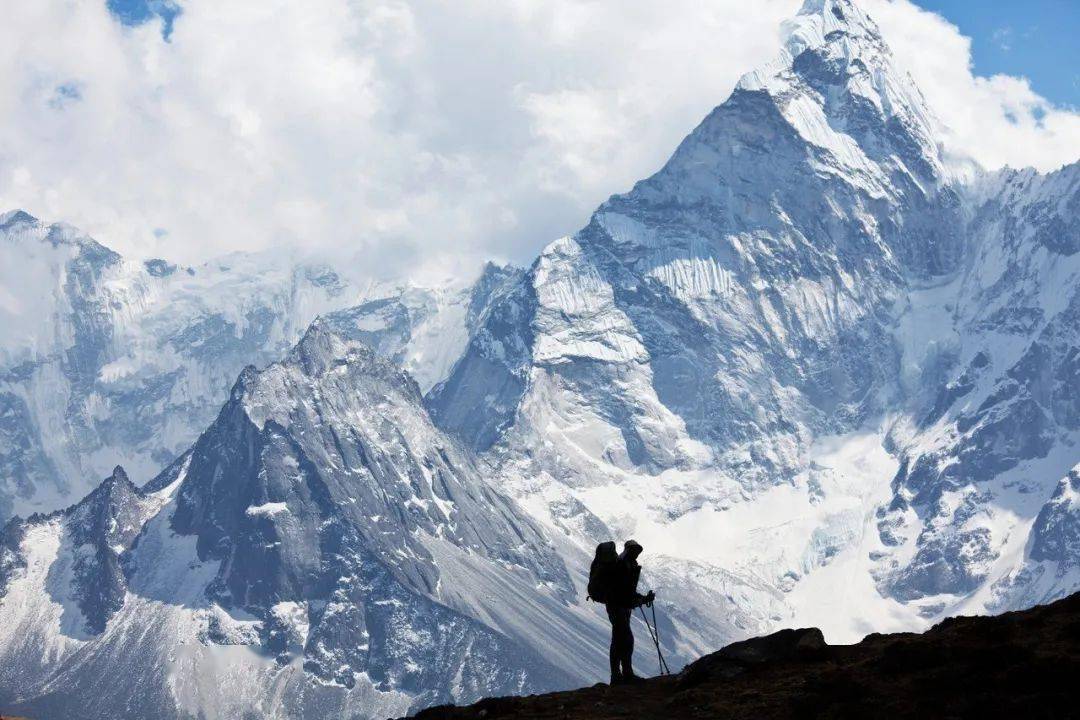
[586,541,618,603]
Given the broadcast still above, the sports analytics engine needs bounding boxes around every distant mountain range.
[0,213,512,520]
[2,0,1078,717]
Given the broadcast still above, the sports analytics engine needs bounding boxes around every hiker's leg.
[606,606,621,681]
[609,627,620,679]
[618,609,634,677]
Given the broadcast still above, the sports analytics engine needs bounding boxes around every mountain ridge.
[405,590,1080,720]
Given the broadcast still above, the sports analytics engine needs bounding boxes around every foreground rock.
[408,592,1080,719]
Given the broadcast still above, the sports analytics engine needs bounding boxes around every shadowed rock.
[407,592,1080,720]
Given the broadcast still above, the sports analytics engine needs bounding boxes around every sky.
[0,0,1077,279]
[916,0,1079,108]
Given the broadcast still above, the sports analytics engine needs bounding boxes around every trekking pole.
[638,604,670,676]
[645,606,667,675]
[651,603,671,675]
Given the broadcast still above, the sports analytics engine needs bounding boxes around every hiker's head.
[623,539,643,561]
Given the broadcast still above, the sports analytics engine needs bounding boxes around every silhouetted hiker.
[588,539,655,685]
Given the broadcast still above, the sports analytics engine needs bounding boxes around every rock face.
[878,163,1080,610]
[0,324,600,719]
[62,465,146,634]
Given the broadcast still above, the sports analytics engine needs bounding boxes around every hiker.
[588,539,655,685]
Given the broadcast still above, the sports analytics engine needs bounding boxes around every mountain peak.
[789,0,884,57]
[723,0,952,188]
[108,465,130,485]
[796,0,878,33]
[62,464,147,634]
[738,0,886,91]
[0,211,123,268]
[72,465,141,535]
[287,318,372,377]
[234,317,425,434]
[740,0,913,110]
[0,209,39,232]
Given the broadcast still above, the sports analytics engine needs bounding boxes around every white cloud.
[0,0,1076,277]
[866,0,1080,174]
[991,26,1014,52]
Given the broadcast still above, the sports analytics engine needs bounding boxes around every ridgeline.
[406,593,1080,719]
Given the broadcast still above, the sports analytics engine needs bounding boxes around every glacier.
[1,0,1079,717]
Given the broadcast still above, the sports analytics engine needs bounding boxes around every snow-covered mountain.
[880,164,1080,612]
[1,0,1078,717]
[429,0,1080,638]
[0,323,602,718]
[0,209,513,521]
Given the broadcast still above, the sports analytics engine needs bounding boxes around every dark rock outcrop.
[408,592,1080,719]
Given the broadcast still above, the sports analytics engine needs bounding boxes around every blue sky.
[915,0,1079,107]
[106,0,180,39]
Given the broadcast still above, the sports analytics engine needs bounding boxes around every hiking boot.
[609,672,623,686]
[621,673,646,685]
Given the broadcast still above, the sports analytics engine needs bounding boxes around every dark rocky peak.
[288,318,381,376]
[467,262,525,331]
[62,466,149,634]
[68,465,144,550]
[271,318,424,407]
[165,314,569,615]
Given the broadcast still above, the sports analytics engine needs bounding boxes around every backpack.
[586,541,618,603]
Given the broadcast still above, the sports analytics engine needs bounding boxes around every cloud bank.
[0,0,1076,278]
